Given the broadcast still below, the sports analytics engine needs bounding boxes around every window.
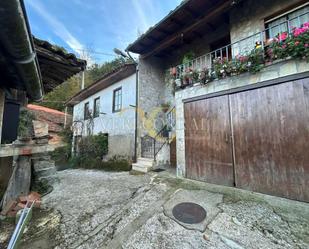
[84,102,90,120]
[112,87,122,112]
[266,4,309,38]
[93,97,100,118]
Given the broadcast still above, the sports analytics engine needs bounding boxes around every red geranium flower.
[278,32,288,41]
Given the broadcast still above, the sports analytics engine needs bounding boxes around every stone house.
[127,0,309,202]
[66,63,137,159]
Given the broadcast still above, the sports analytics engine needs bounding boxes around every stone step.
[132,163,152,173]
[36,174,59,185]
[137,158,154,167]
[34,167,57,177]
[32,154,51,161]
[33,160,55,171]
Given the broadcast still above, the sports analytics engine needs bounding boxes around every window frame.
[265,2,309,39]
[112,87,122,113]
[93,97,100,118]
[84,102,90,120]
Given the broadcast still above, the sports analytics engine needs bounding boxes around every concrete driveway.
[2,169,309,249]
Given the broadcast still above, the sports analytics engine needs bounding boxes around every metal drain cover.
[172,202,206,224]
[152,168,165,172]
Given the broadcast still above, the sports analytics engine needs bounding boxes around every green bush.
[78,133,108,160]
[72,155,131,172]
[51,127,73,163]
[18,108,35,138]
[101,155,132,171]
[70,133,108,168]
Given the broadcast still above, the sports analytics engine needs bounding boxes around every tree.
[37,57,132,111]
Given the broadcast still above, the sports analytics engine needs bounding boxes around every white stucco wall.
[73,74,136,136]
[72,73,136,158]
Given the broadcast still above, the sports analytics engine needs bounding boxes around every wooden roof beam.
[170,18,185,27]
[141,0,233,59]
[222,13,230,24]
[193,31,203,39]
[148,36,161,43]
[158,28,172,36]
[207,23,216,31]
[184,7,199,18]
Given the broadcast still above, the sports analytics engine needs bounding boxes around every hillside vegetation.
[38,57,130,111]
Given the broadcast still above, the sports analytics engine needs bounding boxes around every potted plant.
[161,102,171,113]
[170,67,177,76]
[182,51,195,65]
[181,69,192,86]
[162,125,172,138]
[175,78,182,87]
[192,69,199,85]
[199,68,214,85]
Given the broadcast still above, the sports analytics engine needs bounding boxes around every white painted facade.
[72,73,136,136]
[72,73,136,158]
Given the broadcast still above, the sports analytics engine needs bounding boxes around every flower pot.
[170,67,177,76]
[175,78,182,87]
[193,82,200,86]
[162,107,169,113]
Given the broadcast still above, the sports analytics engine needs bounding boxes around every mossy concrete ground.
[1,169,308,249]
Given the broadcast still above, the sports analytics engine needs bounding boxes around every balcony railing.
[170,11,309,83]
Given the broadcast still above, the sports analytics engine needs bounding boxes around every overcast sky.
[25,0,182,64]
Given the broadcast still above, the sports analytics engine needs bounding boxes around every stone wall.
[175,59,309,178]
[229,0,304,56]
[137,57,166,158]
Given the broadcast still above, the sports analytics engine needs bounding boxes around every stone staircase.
[132,157,154,173]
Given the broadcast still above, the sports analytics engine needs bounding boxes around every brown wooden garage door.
[184,78,309,202]
[184,95,235,187]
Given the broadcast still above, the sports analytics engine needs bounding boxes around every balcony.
[168,12,309,90]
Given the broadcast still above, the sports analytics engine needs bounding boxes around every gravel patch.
[2,169,308,249]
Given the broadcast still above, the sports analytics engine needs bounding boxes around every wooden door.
[184,95,234,186]
[230,78,309,202]
[170,138,177,168]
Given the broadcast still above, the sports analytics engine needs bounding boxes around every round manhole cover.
[172,202,207,224]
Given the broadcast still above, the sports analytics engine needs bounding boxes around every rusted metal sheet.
[230,78,309,202]
[184,95,234,186]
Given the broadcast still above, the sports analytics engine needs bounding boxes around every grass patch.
[72,155,132,172]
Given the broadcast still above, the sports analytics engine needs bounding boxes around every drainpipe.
[81,70,85,90]
[64,106,68,128]
[134,64,139,162]
[114,48,139,162]
[0,0,43,102]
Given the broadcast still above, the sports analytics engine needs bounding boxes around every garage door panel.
[185,95,234,186]
[230,79,309,202]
